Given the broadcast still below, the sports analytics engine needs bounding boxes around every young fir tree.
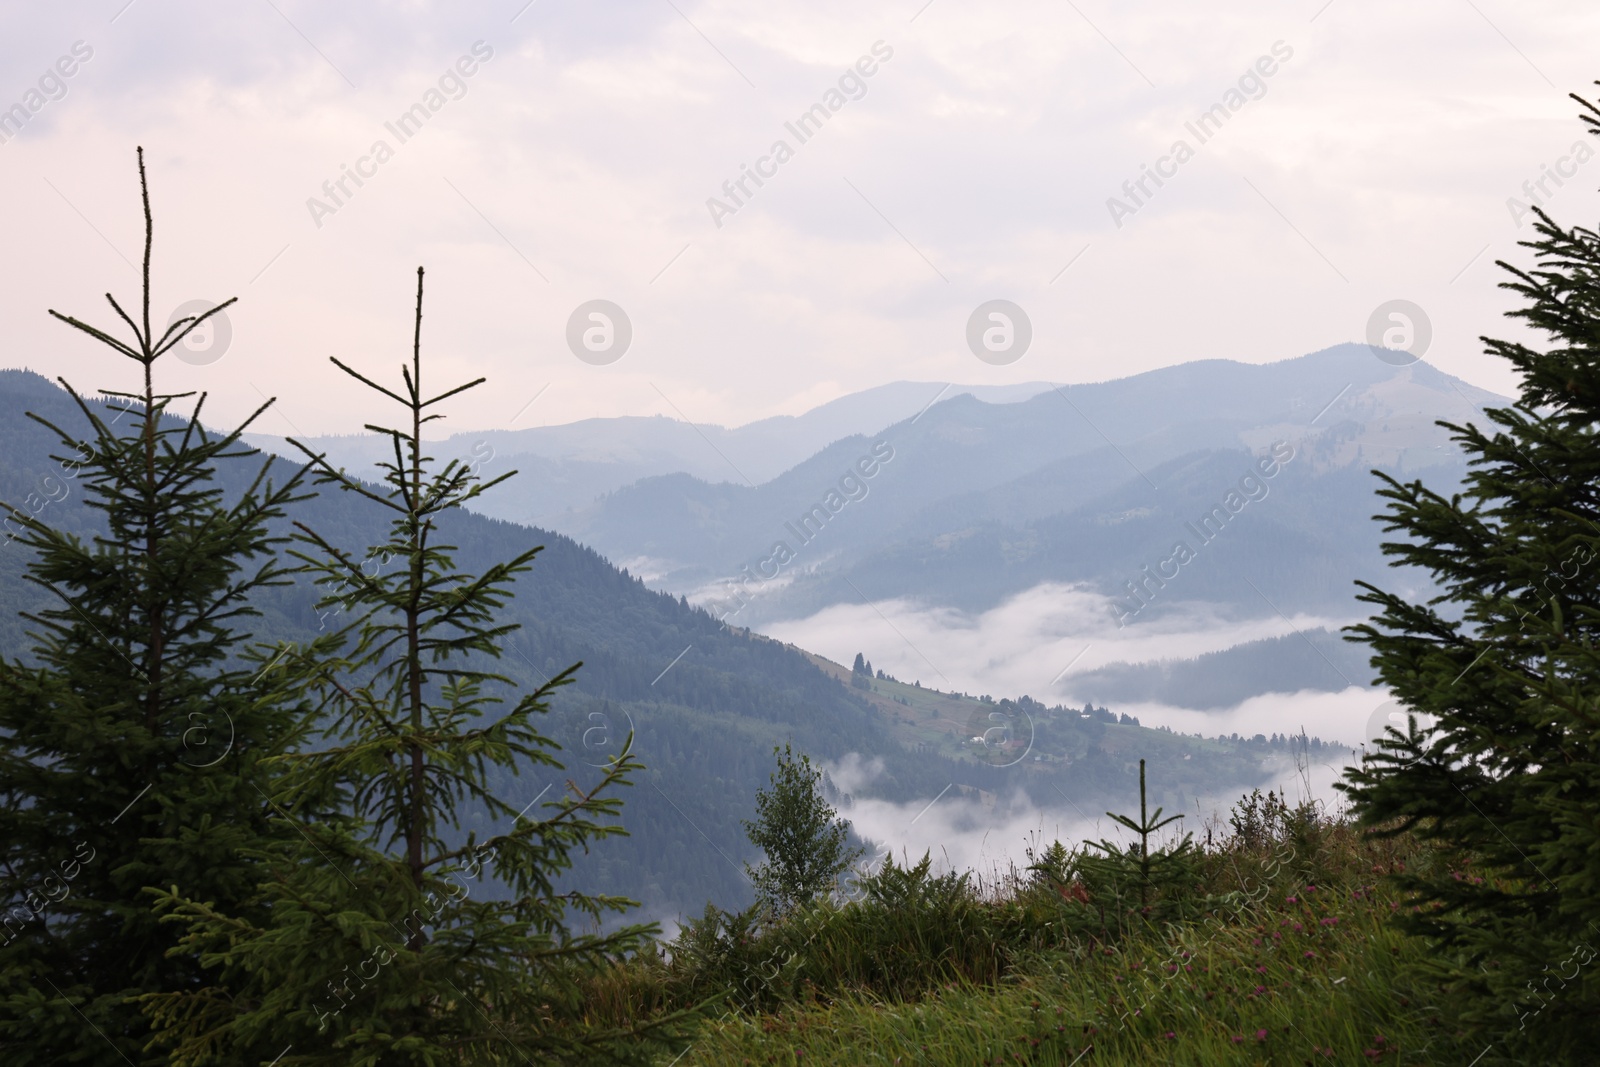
[143,269,695,1066]
[0,149,311,1065]
[743,743,862,915]
[1079,758,1198,927]
[1338,94,1600,1059]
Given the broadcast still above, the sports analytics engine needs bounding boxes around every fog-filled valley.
[5,4,1599,1062]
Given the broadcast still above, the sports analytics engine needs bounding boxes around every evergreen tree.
[1338,93,1600,1059]
[743,743,862,915]
[143,268,694,1065]
[1079,759,1197,926]
[0,149,310,1064]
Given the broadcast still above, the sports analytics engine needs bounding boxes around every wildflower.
[1293,923,1304,932]
[1321,917,1338,927]
[1304,951,1317,959]
[1256,1029,1269,1041]
[1165,1031,1177,1040]
[1231,1036,1245,1044]
[1286,896,1298,904]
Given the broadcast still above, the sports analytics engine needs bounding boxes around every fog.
[758,581,1389,881]
[824,743,1359,894]
[761,580,1379,738]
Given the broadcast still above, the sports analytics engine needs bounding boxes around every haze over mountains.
[246,381,1058,530]
[0,341,1491,919]
[0,368,1331,920]
[259,343,1503,741]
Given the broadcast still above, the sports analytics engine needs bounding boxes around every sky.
[3,0,1599,438]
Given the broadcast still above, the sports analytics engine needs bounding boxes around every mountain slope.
[546,347,1490,713]
[0,369,1306,919]
[245,381,1059,530]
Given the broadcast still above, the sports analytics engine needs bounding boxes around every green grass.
[581,795,1489,1065]
[672,880,1454,1065]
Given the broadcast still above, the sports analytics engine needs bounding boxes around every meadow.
[578,786,1493,1065]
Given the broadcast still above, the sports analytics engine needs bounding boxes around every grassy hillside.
[808,655,1351,820]
[582,794,1492,1065]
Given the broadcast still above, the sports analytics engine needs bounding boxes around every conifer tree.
[0,149,310,1064]
[744,743,862,915]
[1338,93,1600,1059]
[144,268,694,1065]
[1079,758,1197,925]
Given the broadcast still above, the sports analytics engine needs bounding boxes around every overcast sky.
[3,0,1598,436]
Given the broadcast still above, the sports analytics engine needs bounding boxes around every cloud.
[762,580,1353,701]
[1111,686,1391,750]
[3,0,1598,439]
[826,742,1359,890]
[840,786,1103,889]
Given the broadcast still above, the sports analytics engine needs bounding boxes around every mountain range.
[258,344,1502,713]
[0,367,1319,922]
